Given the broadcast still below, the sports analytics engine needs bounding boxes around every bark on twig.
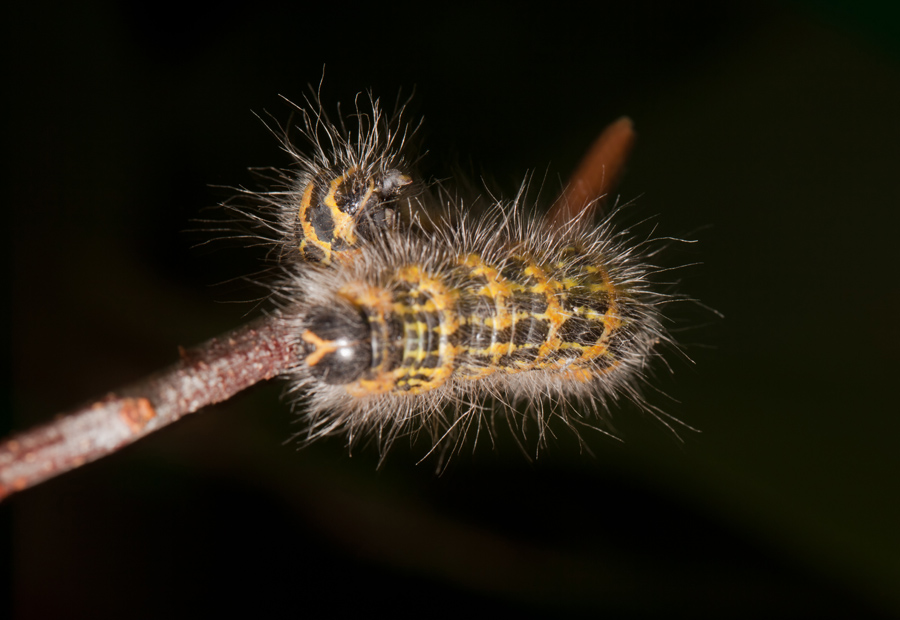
[0,314,297,500]
[546,116,635,228]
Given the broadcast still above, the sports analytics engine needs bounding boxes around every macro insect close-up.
[6,2,900,618]
[2,89,681,490]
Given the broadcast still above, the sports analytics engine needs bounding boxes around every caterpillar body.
[239,94,688,458]
[237,93,417,266]
[293,165,411,264]
[278,197,678,455]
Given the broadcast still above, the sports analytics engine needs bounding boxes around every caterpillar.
[231,92,417,266]
[237,94,690,460]
[275,191,683,459]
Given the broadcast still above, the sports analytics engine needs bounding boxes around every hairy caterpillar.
[272,195,683,458]
[231,92,417,266]
[244,94,688,459]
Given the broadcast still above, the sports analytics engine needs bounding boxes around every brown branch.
[0,314,297,501]
[546,116,636,228]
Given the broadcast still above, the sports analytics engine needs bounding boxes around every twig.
[546,116,635,227]
[0,314,297,500]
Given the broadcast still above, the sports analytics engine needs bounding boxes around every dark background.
[5,1,899,617]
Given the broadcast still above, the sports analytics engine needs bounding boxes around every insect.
[232,92,417,266]
[245,94,688,459]
[277,186,681,459]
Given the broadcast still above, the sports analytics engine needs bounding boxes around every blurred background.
[5,1,899,617]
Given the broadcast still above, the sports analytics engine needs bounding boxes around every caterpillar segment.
[295,166,412,264]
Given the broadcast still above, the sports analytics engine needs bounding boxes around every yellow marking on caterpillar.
[332,248,363,266]
[322,170,362,247]
[461,254,517,361]
[301,330,340,367]
[396,265,460,333]
[339,282,395,316]
[393,265,460,393]
[559,367,597,383]
[522,259,567,364]
[455,366,497,381]
[463,254,513,300]
[339,283,401,397]
[349,374,397,397]
[298,181,333,262]
[580,265,622,365]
